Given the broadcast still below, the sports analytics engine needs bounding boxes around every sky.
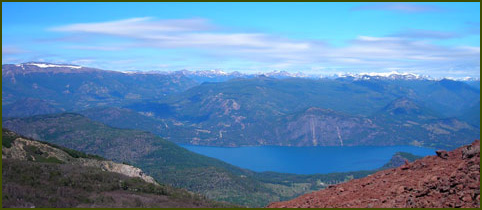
[2,2,480,78]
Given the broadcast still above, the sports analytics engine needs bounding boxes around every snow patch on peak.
[459,76,480,81]
[261,70,309,78]
[335,71,428,80]
[210,69,228,75]
[25,62,82,69]
[359,71,417,77]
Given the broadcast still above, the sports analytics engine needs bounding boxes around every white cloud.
[51,17,212,36]
[357,36,402,42]
[51,17,312,62]
[46,17,480,77]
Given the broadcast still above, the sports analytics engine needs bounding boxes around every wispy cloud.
[43,17,480,77]
[2,46,28,55]
[64,45,126,51]
[51,17,313,62]
[50,17,213,36]
[353,3,443,13]
[392,29,460,39]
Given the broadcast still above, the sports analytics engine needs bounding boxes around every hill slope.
[81,103,479,150]
[267,140,480,208]
[106,77,478,149]
[1,129,235,208]
[2,63,197,116]
[3,113,379,207]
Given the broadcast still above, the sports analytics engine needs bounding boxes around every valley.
[3,63,480,149]
[2,62,480,207]
[3,3,479,208]
[1,113,374,207]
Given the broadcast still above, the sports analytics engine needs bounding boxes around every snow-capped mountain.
[168,69,311,82]
[334,71,430,80]
[2,62,103,75]
[259,70,309,79]
[177,69,241,77]
[454,76,480,82]
[3,62,478,82]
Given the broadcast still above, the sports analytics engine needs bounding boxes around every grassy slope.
[1,129,237,208]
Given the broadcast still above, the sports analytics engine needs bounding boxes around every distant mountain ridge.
[2,62,198,116]
[129,68,480,82]
[2,62,480,149]
[3,62,479,81]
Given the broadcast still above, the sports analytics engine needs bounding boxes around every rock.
[436,150,449,159]
[397,186,405,194]
[461,194,472,202]
[439,185,450,193]
[462,145,479,159]
[399,160,411,170]
[2,135,159,186]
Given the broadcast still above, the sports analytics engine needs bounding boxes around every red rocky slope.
[268,140,480,208]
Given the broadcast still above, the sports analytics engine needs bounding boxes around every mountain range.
[101,77,479,149]
[2,62,480,150]
[2,62,197,114]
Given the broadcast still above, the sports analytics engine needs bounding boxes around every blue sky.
[2,2,480,77]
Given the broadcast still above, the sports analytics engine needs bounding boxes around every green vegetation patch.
[2,159,239,208]
[39,140,106,161]
[23,145,64,164]
[2,134,16,148]
[397,152,423,162]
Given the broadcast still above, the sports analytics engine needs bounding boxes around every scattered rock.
[436,150,449,159]
[462,145,479,159]
[267,140,480,208]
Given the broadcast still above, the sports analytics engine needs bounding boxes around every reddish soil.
[268,140,480,208]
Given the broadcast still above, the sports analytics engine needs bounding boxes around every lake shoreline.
[180,144,436,175]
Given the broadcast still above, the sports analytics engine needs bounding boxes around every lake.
[180,145,436,174]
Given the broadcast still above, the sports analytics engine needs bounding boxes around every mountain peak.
[383,97,421,115]
[336,71,428,81]
[376,97,440,121]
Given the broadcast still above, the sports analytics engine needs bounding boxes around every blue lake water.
[180,145,436,174]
